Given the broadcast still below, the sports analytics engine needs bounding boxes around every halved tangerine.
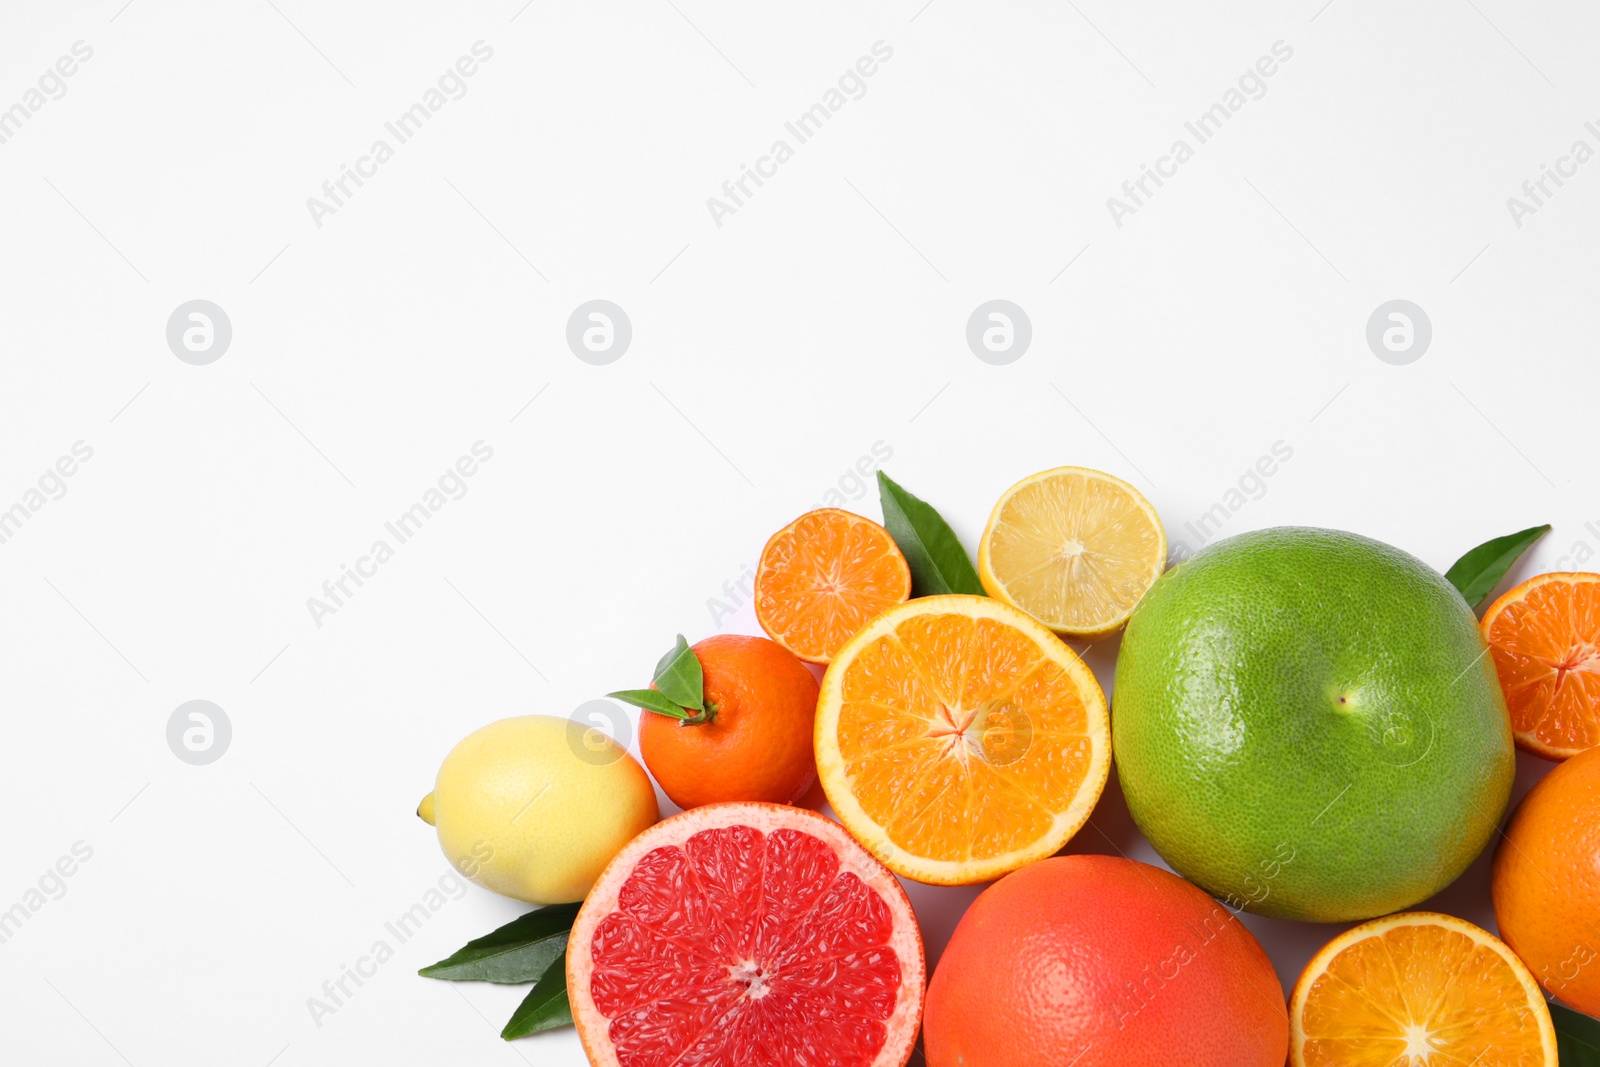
[567,802,924,1067]
[755,508,912,664]
[1481,571,1600,759]
[815,594,1111,885]
[1290,911,1556,1066]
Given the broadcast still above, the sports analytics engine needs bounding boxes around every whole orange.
[924,854,1287,1067]
[1492,746,1600,1015]
[639,634,819,810]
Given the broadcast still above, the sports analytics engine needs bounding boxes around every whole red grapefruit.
[924,854,1287,1067]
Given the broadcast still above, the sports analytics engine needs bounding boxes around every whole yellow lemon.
[418,715,658,904]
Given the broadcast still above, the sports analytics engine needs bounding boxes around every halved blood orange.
[567,802,924,1067]
[815,594,1111,885]
[1290,911,1556,1066]
[1481,571,1600,758]
[755,508,912,664]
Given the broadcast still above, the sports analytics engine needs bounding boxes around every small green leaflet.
[501,964,573,1039]
[417,903,578,984]
[1444,524,1550,610]
[1554,1001,1600,1064]
[608,634,708,720]
[607,688,693,720]
[876,471,984,598]
[651,634,705,711]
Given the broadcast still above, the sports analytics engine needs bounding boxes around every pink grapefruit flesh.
[568,801,925,1067]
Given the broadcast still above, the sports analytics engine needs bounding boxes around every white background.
[2,1,1595,1063]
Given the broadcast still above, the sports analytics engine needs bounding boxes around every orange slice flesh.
[814,595,1110,885]
[1290,912,1556,1067]
[755,509,912,664]
[1481,571,1600,759]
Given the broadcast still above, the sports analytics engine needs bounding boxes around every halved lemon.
[978,466,1165,638]
[814,594,1111,885]
[1290,911,1557,1067]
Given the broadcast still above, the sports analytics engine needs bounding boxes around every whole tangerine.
[639,634,820,810]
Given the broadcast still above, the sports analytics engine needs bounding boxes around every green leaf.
[1444,524,1550,610]
[417,903,578,984]
[606,688,693,720]
[502,963,573,1039]
[876,471,985,597]
[1554,1001,1600,1063]
[651,634,705,711]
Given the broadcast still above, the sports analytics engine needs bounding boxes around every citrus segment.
[1290,912,1557,1067]
[1482,571,1600,758]
[755,508,912,663]
[978,466,1166,637]
[569,803,924,1067]
[816,594,1110,885]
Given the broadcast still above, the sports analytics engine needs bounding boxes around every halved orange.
[1290,911,1557,1067]
[978,466,1166,638]
[814,594,1110,885]
[755,508,911,664]
[1481,571,1600,759]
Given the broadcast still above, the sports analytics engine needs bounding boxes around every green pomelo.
[1112,527,1514,923]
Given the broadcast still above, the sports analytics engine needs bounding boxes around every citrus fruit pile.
[413,465,1600,1066]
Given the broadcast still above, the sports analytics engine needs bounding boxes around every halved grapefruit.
[567,802,925,1067]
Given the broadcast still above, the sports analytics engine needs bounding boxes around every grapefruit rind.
[815,594,1111,886]
[1289,911,1557,1067]
[1481,571,1600,760]
[567,801,925,1067]
[977,466,1167,639]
